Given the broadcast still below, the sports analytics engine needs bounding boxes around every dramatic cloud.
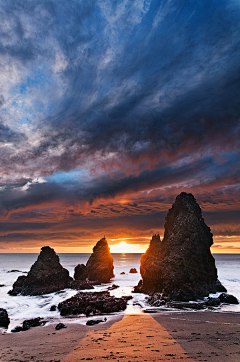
[0,0,240,251]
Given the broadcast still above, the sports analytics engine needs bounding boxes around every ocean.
[0,253,240,332]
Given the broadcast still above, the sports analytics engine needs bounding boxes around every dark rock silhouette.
[58,291,132,316]
[70,280,99,290]
[147,293,239,310]
[167,301,207,310]
[22,317,43,330]
[8,246,71,296]
[74,237,114,283]
[74,264,87,280]
[136,192,221,301]
[55,323,66,330]
[219,293,239,304]
[0,308,10,328]
[86,319,105,326]
[11,326,23,333]
[107,284,119,290]
[129,268,138,273]
[216,279,227,292]
[134,234,163,295]
[11,317,46,333]
[206,297,221,306]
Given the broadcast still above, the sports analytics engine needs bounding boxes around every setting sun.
[109,241,147,253]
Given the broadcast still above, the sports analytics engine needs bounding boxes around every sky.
[0,0,240,253]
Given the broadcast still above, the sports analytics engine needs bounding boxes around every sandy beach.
[1,311,240,361]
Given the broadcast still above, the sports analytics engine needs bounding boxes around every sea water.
[0,253,239,331]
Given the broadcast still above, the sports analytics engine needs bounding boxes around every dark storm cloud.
[0,0,240,248]
[0,122,26,143]
[0,0,240,172]
[0,181,69,213]
[0,157,212,213]
[0,154,239,215]
[49,0,240,159]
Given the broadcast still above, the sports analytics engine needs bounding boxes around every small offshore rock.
[7,269,24,273]
[120,272,125,275]
[219,293,239,304]
[22,317,42,330]
[132,279,143,293]
[0,284,5,287]
[129,268,138,273]
[11,318,46,332]
[0,308,10,328]
[55,323,67,330]
[11,326,23,333]
[86,319,105,326]
[50,305,57,311]
[70,280,98,290]
[107,284,119,290]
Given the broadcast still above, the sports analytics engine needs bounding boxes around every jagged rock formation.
[11,318,46,333]
[74,264,87,280]
[137,234,162,294]
[147,292,238,310]
[0,308,10,328]
[70,280,99,290]
[9,246,71,296]
[58,291,132,316]
[136,192,220,301]
[74,237,114,283]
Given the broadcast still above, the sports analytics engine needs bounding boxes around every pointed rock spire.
[9,246,71,296]
[138,192,219,301]
[74,237,114,283]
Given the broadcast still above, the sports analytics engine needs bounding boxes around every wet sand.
[1,311,240,361]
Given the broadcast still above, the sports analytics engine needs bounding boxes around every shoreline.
[3,302,240,334]
[1,310,240,361]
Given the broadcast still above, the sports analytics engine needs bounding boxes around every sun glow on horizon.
[109,241,148,253]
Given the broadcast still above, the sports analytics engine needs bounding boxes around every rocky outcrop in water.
[8,246,71,296]
[147,292,238,310]
[70,280,100,290]
[136,192,221,301]
[11,317,46,333]
[0,308,10,328]
[58,291,132,316]
[74,237,114,283]
[219,293,239,304]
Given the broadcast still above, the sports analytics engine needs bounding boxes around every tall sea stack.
[74,237,114,283]
[9,246,71,296]
[138,192,218,301]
